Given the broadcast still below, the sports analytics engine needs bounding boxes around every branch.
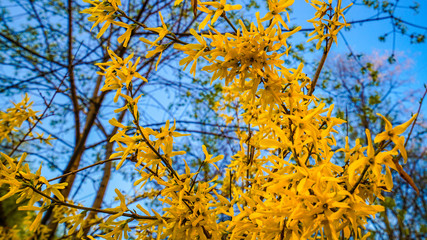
[68,0,81,144]
[48,158,119,182]
[308,38,333,96]
[393,16,427,30]
[222,12,237,34]
[27,184,161,221]
[404,86,427,147]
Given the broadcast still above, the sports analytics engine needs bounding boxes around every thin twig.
[48,158,120,182]
[189,160,206,192]
[222,12,237,34]
[349,165,369,194]
[404,86,426,147]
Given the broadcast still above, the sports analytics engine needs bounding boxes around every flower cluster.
[0,94,38,142]
[0,152,67,231]
[97,49,147,102]
[306,0,353,49]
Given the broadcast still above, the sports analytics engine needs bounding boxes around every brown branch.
[47,158,119,182]
[41,33,131,238]
[68,0,80,144]
[222,12,237,33]
[83,108,128,236]
[308,38,333,96]
[404,86,426,147]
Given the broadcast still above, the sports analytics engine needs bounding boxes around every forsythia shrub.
[0,0,420,239]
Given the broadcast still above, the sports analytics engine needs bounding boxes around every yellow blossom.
[375,113,417,162]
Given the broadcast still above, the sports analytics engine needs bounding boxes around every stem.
[48,158,119,182]
[308,38,333,96]
[222,12,237,33]
[404,86,426,147]
[349,165,369,194]
[189,160,206,192]
[27,184,161,220]
[68,0,80,145]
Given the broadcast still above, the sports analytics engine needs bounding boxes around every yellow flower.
[306,0,352,49]
[117,24,135,47]
[174,28,207,76]
[81,0,117,38]
[347,129,375,186]
[261,0,294,29]
[146,44,167,71]
[200,0,242,26]
[154,120,190,151]
[145,12,169,47]
[197,4,215,31]
[174,0,184,6]
[108,0,122,10]
[347,129,397,192]
[202,145,224,171]
[0,94,39,142]
[375,113,417,162]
